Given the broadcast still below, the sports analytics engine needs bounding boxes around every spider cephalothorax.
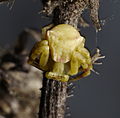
[28,24,93,82]
[42,0,101,31]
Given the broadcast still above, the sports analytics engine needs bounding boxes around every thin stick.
[39,76,68,118]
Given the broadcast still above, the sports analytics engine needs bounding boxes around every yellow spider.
[28,24,93,82]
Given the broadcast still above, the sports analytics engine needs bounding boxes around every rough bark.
[42,0,101,30]
[39,78,68,118]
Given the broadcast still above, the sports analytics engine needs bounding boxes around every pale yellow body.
[28,24,92,82]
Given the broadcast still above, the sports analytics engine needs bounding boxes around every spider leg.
[68,51,87,76]
[28,40,49,69]
[39,46,49,67]
[68,47,92,81]
[77,47,90,59]
[92,48,105,64]
[52,62,64,74]
[46,62,69,82]
[68,57,79,75]
[69,69,91,82]
[70,48,105,81]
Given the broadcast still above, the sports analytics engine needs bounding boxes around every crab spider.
[28,24,103,82]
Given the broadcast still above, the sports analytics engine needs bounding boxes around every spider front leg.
[28,40,49,70]
[46,62,69,82]
[69,67,91,82]
[68,48,92,81]
[68,52,81,75]
[68,43,92,75]
[69,48,105,82]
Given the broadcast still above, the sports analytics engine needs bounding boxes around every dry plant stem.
[39,76,68,118]
[42,0,101,30]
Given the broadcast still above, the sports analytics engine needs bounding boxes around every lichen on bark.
[42,0,101,30]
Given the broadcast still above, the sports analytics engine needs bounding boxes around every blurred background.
[0,0,120,118]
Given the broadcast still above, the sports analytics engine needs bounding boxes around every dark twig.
[39,76,68,118]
